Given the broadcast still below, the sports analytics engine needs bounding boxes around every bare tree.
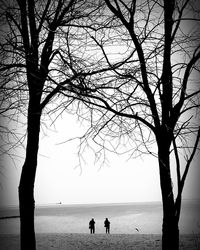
[57,0,200,249]
[0,0,109,249]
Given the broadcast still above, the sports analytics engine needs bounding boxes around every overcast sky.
[0,1,200,208]
[0,112,200,207]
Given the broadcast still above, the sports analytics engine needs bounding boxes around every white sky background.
[0,111,200,207]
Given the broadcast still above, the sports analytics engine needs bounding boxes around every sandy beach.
[0,233,199,250]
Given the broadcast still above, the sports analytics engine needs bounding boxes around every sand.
[0,233,199,250]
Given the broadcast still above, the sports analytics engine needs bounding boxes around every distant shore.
[0,233,200,250]
[0,215,20,220]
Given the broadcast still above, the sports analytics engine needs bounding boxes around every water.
[0,200,199,235]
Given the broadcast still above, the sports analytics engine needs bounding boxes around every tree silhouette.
[57,1,200,249]
[0,0,108,249]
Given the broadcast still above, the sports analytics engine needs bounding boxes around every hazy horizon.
[1,197,200,210]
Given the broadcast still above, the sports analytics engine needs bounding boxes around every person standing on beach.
[104,218,110,234]
[89,218,95,234]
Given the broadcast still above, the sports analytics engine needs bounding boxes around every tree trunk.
[162,212,179,250]
[157,136,179,250]
[18,94,41,250]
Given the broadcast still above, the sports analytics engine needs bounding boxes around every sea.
[0,200,199,235]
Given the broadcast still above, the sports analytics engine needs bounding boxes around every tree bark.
[157,134,179,250]
[18,93,41,250]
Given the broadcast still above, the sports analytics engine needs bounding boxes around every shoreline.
[0,216,20,220]
[0,233,199,250]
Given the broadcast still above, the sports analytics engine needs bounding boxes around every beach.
[0,201,200,249]
[0,233,199,250]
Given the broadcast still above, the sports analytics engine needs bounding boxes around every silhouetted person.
[89,218,95,234]
[104,218,110,234]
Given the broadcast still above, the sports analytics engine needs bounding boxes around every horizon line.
[1,198,199,209]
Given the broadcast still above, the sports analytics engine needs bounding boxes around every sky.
[0,0,200,208]
[0,112,200,207]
